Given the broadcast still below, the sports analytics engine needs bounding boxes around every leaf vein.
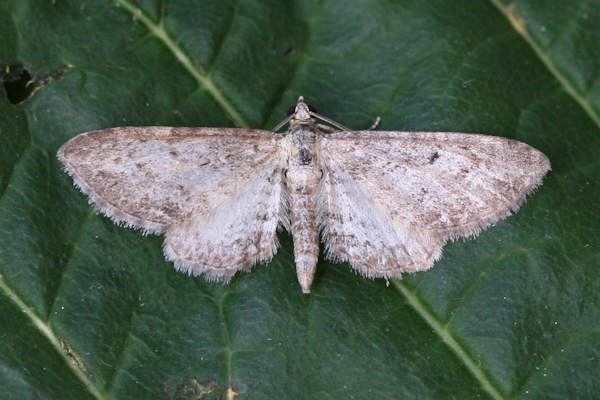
[0,274,107,400]
[114,0,249,128]
[392,280,506,400]
[489,0,600,129]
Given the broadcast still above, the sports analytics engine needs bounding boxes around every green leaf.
[1,0,598,399]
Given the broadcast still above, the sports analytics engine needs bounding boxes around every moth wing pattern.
[318,154,445,279]
[57,97,551,292]
[58,127,283,233]
[58,126,288,280]
[318,130,550,277]
[163,150,288,282]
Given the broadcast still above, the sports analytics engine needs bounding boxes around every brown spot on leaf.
[162,374,224,400]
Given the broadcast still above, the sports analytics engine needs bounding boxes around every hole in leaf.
[1,62,73,105]
[2,62,36,104]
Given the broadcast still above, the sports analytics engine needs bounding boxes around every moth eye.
[307,105,317,113]
[287,105,296,116]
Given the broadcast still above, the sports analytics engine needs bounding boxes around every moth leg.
[317,123,341,133]
[367,116,381,130]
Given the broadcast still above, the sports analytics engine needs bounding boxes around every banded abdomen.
[285,127,320,293]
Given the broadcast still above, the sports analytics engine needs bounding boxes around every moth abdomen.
[287,168,320,293]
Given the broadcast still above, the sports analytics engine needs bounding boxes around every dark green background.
[1,1,599,399]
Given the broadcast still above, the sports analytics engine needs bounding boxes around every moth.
[58,96,550,293]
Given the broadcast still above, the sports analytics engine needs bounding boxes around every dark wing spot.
[307,105,317,113]
[428,152,440,164]
[161,206,178,218]
[287,105,296,116]
[169,150,178,157]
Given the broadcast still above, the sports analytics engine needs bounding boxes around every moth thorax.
[290,128,318,168]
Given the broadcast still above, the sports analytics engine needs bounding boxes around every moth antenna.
[309,111,351,131]
[272,114,293,132]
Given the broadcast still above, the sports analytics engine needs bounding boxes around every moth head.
[288,96,316,121]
